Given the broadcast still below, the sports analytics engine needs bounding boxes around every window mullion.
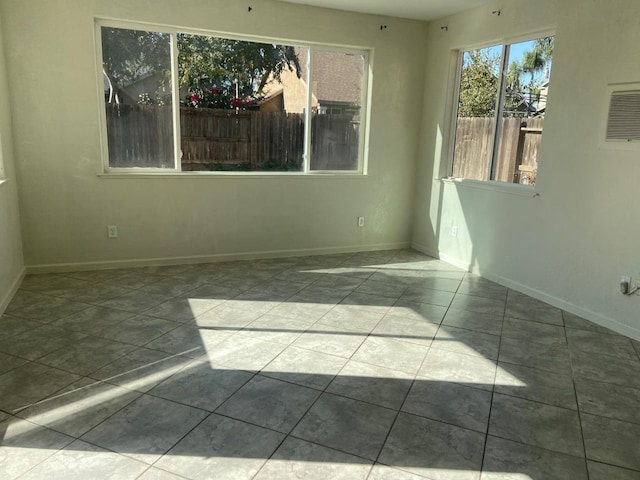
[489,44,510,180]
[303,48,314,173]
[449,51,465,178]
[359,52,370,174]
[170,32,182,172]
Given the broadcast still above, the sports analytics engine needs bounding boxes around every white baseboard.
[414,246,640,342]
[410,242,439,259]
[484,271,640,341]
[0,267,25,315]
[26,241,411,274]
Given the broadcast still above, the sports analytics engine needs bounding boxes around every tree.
[101,27,301,109]
[507,60,524,91]
[503,60,525,114]
[455,38,554,120]
[522,49,545,89]
[534,36,554,79]
[101,28,173,104]
[458,49,500,117]
[521,37,554,107]
[177,34,301,108]
[522,37,554,87]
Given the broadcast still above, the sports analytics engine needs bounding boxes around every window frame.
[447,30,555,188]
[0,133,4,182]
[94,19,372,176]
[0,85,5,182]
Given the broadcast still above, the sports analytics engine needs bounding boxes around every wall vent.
[606,89,640,142]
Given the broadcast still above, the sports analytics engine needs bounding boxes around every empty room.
[0,0,639,479]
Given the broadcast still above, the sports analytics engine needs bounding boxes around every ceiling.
[278,0,491,21]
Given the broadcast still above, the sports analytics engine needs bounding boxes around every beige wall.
[0,9,25,312]
[0,0,427,269]
[412,0,640,339]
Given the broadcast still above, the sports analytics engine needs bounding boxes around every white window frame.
[0,134,4,182]
[0,89,5,181]
[95,19,371,176]
[448,30,554,186]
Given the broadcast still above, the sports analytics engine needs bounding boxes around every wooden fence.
[106,104,359,171]
[105,104,175,169]
[311,115,360,170]
[452,117,544,183]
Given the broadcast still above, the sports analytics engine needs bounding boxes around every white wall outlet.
[107,225,118,238]
[357,216,365,227]
[451,225,458,237]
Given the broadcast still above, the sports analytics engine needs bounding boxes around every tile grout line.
[563,309,594,479]
[249,294,377,479]
[252,253,424,479]
[5,416,78,480]
[477,289,507,477]
[368,284,442,477]
[5,250,639,478]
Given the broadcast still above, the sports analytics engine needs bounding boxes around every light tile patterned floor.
[1,249,640,479]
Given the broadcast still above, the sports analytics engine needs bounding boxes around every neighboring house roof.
[296,48,363,104]
[260,47,363,113]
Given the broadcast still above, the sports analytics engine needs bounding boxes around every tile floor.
[1,249,639,479]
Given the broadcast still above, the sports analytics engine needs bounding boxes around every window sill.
[437,177,539,197]
[98,172,368,179]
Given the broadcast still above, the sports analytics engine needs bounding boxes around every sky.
[475,39,551,86]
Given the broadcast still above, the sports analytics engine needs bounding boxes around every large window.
[98,22,369,174]
[451,35,554,186]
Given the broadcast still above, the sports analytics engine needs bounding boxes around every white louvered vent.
[606,90,640,142]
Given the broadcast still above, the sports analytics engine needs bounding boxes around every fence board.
[452,117,493,181]
[105,104,174,168]
[453,117,544,184]
[106,104,310,171]
[311,115,360,170]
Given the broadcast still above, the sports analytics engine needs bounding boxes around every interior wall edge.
[0,266,24,315]
[410,241,439,259]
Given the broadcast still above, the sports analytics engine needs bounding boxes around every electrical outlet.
[357,216,365,227]
[451,225,458,237]
[107,225,118,238]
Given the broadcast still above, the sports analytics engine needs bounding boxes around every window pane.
[310,50,364,171]
[102,27,174,169]
[178,34,306,172]
[493,37,553,185]
[452,46,502,181]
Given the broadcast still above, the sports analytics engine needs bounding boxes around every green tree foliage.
[521,37,554,89]
[519,37,554,108]
[522,49,545,88]
[101,28,172,103]
[534,37,554,72]
[507,60,524,91]
[458,49,500,117]
[101,27,301,109]
[458,38,554,118]
[177,34,301,108]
